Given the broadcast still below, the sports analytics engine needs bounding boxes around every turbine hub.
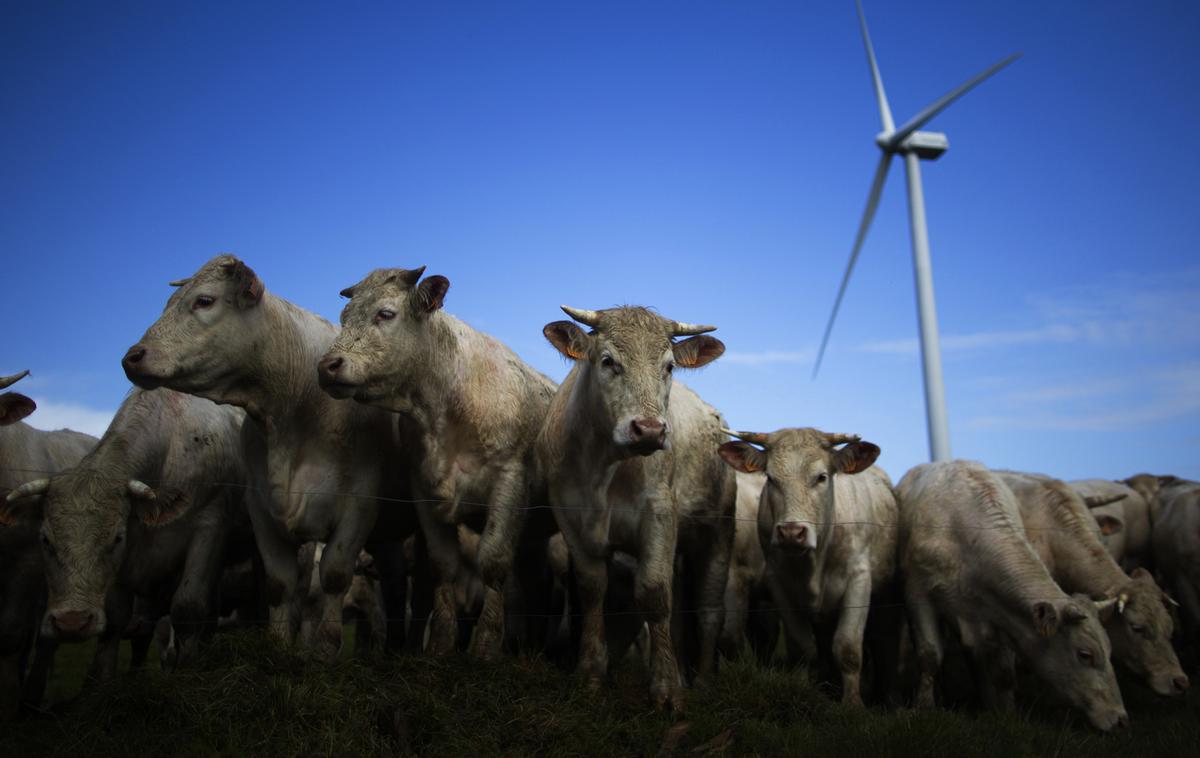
[899,130,949,160]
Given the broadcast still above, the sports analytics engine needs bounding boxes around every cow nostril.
[124,346,146,365]
[1116,714,1129,730]
[1175,675,1190,693]
[327,357,343,372]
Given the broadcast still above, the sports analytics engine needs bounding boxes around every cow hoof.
[652,686,685,717]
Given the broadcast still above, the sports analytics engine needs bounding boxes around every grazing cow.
[896,461,1127,731]
[121,255,410,659]
[718,428,897,706]
[0,369,97,718]
[1071,479,1153,571]
[1151,478,1200,653]
[1085,498,1128,564]
[317,267,557,658]
[997,471,1187,697]
[5,388,252,681]
[718,471,771,663]
[536,305,733,710]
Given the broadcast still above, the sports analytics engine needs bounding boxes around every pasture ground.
[4,629,1198,757]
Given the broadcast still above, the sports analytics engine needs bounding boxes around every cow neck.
[385,311,465,428]
[1038,494,1127,599]
[562,362,623,474]
[241,293,336,426]
[78,389,171,486]
[977,532,1069,649]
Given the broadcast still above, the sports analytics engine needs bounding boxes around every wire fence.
[2,465,1094,535]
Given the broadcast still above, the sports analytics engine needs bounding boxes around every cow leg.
[368,540,408,652]
[247,505,299,644]
[906,586,942,709]
[686,523,732,684]
[89,588,133,682]
[416,507,461,657]
[771,577,817,669]
[638,497,682,712]
[0,652,21,720]
[833,566,871,707]
[970,624,1016,710]
[170,512,227,666]
[472,466,526,661]
[20,638,56,713]
[559,524,609,686]
[315,501,378,662]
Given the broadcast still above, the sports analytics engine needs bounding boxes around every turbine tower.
[813,0,1019,462]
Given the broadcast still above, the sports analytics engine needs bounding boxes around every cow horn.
[561,306,602,327]
[671,321,717,336]
[0,370,30,390]
[825,433,862,447]
[7,478,49,502]
[339,285,356,299]
[1117,593,1129,615]
[721,428,769,446]
[168,278,191,287]
[1084,493,1127,509]
[127,480,157,500]
[1095,597,1118,613]
[1164,593,1181,608]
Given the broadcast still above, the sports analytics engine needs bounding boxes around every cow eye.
[665,362,675,375]
[112,533,124,547]
[192,295,216,310]
[815,472,829,485]
[376,309,396,322]
[40,532,54,552]
[1130,622,1146,635]
[1076,648,1095,665]
[601,355,623,375]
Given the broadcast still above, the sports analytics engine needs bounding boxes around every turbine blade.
[813,153,893,378]
[855,0,895,133]
[887,53,1021,150]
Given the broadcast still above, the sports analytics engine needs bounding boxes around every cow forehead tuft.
[592,307,674,346]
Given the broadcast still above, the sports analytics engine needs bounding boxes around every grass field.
[4,630,1198,757]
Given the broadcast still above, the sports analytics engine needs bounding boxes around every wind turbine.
[812,0,1019,462]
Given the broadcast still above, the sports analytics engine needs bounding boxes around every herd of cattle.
[2,254,1198,733]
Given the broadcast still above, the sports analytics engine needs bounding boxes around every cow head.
[718,428,879,555]
[318,266,448,408]
[1096,568,1188,697]
[1028,594,1127,731]
[122,255,265,400]
[543,306,723,456]
[7,473,192,640]
[0,370,36,426]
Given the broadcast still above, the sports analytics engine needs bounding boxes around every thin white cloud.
[26,398,115,438]
[858,324,1080,356]
[968,362,1200,432]
[720,349,813,366]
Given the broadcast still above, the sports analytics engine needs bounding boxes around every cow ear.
[833,441,880,475]
[673,336,725,369]
[136,488,193,528]
[718,441,768,474]
[1062,601,1088,625]
[221,259,264,309]
[1094,514,1123,536]
[412,275,449,316]
[543,321,591,361]
[0,495,44,527]
[0,392,36,426]
[1032,601,1060,637]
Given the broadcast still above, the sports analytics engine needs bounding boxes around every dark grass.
[4,631,1199,757]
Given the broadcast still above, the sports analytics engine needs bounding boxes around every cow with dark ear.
[318,266,558,660]
[536,305,737,711]
[717,427,895,707]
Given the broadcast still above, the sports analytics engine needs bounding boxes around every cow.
[718,428,897,707]
[317,267,557,659]
[1070,479,1153,571]
[536,305,733,711]
[120,255,410,660]
[1121,473,1178,525]
[0,369,97,718]
[1150,478,1200,656]
[896,461,1127,731]
[5,387,252,682]
[1084,497,1128,564]
[996,471,1187,697]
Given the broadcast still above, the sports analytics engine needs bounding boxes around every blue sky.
[3,1,1198,481]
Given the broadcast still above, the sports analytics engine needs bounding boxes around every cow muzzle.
[47,609,100,639]
[122,344,165,388]
[317,354,358,398]
[624,416,667,455]
[774,521,817,552]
